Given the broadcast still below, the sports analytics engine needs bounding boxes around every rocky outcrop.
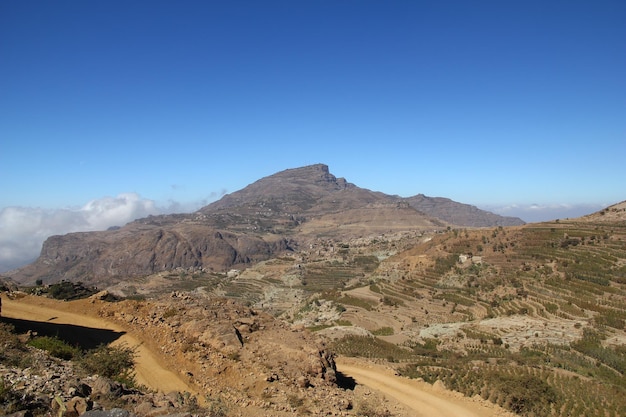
[94,293,349,414]
[13,225,295,286]
[0,275,18,292]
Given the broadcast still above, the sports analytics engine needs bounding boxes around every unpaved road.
[3,294,511,416]
[1,294,196,395]
[337,357,513,417]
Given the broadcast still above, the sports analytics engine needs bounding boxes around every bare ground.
[1,294,197,396]
[2,293,515,417]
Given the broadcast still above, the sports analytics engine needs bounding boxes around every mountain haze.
[10,164,523,286]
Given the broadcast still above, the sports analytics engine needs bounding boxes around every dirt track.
[2,294,512,416]
[1,294,196,395]
[336,357,512,417]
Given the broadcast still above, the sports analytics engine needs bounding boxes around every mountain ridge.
[11,164,524,286]
[405,193,525,227]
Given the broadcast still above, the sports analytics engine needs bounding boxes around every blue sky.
[1,1,625,270]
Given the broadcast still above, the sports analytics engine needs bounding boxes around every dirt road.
[1,294,197,396]
[3,294,511,416]
[337,357,512,417]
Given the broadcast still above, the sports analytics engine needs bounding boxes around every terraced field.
[319,217,626,417]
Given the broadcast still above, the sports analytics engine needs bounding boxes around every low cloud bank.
[486,203,607,223]
[0,193,208,273]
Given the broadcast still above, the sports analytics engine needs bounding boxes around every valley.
[1,166,625,417]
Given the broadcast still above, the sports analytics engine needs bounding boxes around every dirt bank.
[1,294,197,395]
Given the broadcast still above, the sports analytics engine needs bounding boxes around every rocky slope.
[580,199,626,222]
[1,292,410,417]
[10,164,523,286]
[15,224,294,287]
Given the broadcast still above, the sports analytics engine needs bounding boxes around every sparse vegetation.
[331,335,415,362]
[0,326,79,415]
[356,399,392,417]
[0,377,21,415]
[325,218,626,416]
[79,343,138,387]
[0,377,11,404]
[162,307,179,318]
[371,326,394,336]
[307,324,333,332]
[27,280,99,300]
[203,395,228,417]
[369,283,382,293]
[320,290,377,311]
[27,336,81,360]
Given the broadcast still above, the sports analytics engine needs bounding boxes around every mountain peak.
[269,163,329,182]
[203,164,353,212]
[276,163,329,176]
[269,164,349,186]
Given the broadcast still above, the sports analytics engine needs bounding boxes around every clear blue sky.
[1,1,625,270]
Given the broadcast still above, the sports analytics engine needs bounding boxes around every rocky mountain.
[10,164,523,286]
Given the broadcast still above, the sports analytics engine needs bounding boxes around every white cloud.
[0,191,228,273]
[80,193,159,230]
[0,193,162,272]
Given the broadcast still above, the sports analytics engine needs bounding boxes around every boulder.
[81,409,136,417]
[65,396,92,416]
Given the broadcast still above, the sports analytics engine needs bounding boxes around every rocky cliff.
[14,224,294,286]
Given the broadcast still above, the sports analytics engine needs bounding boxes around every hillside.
[1,201,624,417]
[309,202,626,417]
[1,292,514,417]
[1,293,345,417]
[9,164,521,286]
[125,201,623,417]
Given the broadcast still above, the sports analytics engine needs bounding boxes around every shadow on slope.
[335,371,357,390]
[0,316,126,350]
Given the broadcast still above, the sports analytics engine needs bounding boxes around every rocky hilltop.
[10,164,524,286]
[580,199,626,222]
